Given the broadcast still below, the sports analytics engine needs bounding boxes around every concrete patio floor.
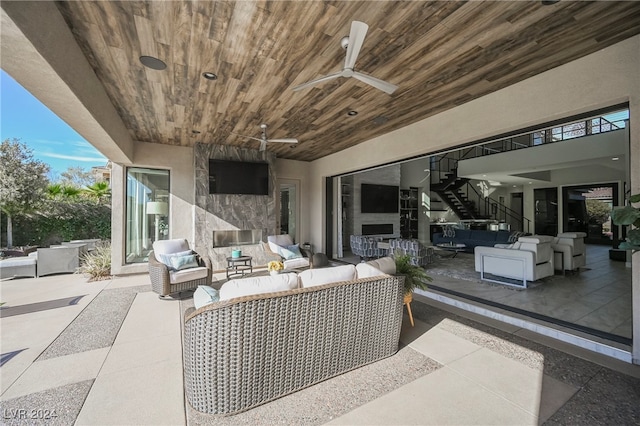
[1,272,639,425]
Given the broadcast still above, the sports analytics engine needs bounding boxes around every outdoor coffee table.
[226,256,252,279]
[435,243,466,258]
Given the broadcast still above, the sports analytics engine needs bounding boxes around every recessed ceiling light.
[612,157,620,161]
[191,130,201,134]
[140,55,167,70]
[541,0,560,5]
[202,72,218,80]
[528,182,532,184]
[290,145,296,149]
[347,110,358,116]
[513,185,517,187]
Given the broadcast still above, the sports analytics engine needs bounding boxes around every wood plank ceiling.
[55,1,640,161]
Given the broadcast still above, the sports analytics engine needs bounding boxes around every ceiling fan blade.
[231,132,264,142]
[344,21,368,70]
[352,71,398,95]
[267,138,298,144]
[292,71,342,92]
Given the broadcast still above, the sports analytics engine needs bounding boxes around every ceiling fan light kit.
[293,21,398,95]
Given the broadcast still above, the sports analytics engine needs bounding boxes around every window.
[125,168,170,264]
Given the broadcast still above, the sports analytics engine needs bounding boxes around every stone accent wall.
[194,143,278,270]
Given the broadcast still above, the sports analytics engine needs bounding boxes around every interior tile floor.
[341,244,633,343]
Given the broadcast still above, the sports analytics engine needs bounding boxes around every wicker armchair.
[148,239,212,298]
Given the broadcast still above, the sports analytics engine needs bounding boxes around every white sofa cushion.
[298,264,357,288]
[219,273,299,301]
[193,285,220,309]
[364,257,396,275]
[355,263,387,279]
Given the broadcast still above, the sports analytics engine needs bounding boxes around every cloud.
[41,152,107,162]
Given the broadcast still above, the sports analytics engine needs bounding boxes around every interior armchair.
[349,235,388,261]
[551,232,587,273]
[474,235,555,288]
[267,234,310,270]
[148,239,212,299]
[389,238,433,267]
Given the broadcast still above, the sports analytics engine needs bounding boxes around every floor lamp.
[147,201,168,242]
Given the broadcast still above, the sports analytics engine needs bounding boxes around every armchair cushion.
[267,234,294,253]
[169,266,209,284]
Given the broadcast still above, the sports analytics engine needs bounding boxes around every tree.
[59,166,95,188]
[0,138,50,247]
[586,199,611,224]
[83,181,111,204]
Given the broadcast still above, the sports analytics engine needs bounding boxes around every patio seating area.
[1,271,639,424]
[0,240,101,280]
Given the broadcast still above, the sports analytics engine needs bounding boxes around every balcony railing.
[432,113,627,171]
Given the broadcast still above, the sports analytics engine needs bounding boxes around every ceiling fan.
[292,20,398,95]
[234,124,298,152]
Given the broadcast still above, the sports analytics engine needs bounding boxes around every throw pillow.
[442,226,456,238]
[193,285,219,309]
[157,250,193,270]
[279,244,303,260]
[169,254,199,271]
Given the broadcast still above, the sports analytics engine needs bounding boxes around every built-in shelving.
[400,187,419,239]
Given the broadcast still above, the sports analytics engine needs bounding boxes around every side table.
[226,256,253,279]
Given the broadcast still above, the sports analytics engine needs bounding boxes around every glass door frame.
[277,178,301,243]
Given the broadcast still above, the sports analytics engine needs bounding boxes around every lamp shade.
[147,201,168,215]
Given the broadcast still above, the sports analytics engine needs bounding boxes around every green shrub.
[4,199,110,247]
[77,242,112,281]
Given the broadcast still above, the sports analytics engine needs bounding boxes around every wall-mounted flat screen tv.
[209,159,269,195]
[361,183,399,213]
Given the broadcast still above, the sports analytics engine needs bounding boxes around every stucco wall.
[111,142,194,275]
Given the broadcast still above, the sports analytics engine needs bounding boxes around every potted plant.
[394,254,432,303]
[611,193,640,251]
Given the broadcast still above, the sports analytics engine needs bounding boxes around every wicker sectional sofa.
[183,265,404,415]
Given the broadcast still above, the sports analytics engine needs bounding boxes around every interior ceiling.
[54,1,640,162]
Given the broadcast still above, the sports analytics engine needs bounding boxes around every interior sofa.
[433,229,522,251]
[183,261,403,415]
[551,232,587,273]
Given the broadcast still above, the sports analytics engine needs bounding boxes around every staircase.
[431,169,489,220]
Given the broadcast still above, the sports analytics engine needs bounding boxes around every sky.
[1,70,108,179]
